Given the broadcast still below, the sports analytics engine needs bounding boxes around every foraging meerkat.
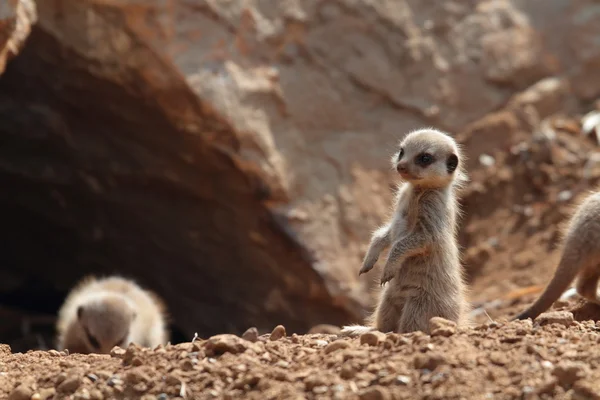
[341,128,469,336]
[56,275,169,354]
[515,190,600,320]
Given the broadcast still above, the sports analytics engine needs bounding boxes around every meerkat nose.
[396,163,408,173]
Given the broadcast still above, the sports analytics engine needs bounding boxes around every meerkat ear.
[77,306,84,320]
[446,154,459,173]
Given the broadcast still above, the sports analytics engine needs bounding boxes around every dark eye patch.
[446,154,459,173]
[84,328,100,349]
[415,152,435,167]
[397,148,404,161]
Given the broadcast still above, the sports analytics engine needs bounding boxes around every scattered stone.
[270,325,286,341]
[57,376,82,394]
[304,376,327,391]
[86,374,98,382]
[340,364,356,379]
[109,347,126,358]
[396,375,411,385]
[358,386,391,400]
[47,350,61,357]
[205,334,249,356]
[125,369,151,385]
[8,384,33,400]
[536,311,574,327]
[360,331,386,346]
[89,389,104,400]
[324,340,350,354]
[429,317,457,337]
[242,327,259,342]
[552,361,589,387]
[413,353,447,370]
[489,351,508,366]
[313,385,328,394]
[38,388,56,400]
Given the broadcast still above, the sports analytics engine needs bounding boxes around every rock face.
[0,0,600,345]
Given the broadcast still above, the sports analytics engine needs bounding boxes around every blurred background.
[1,0,600,353]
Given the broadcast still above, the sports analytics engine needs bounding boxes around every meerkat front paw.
[380,264,396,286]
[359,259,376,276]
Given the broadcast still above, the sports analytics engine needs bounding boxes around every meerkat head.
[76,294,136,354]
[392,128,465,188]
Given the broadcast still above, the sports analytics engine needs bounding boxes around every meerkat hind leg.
[576,266,600,305]
[371,283,405,333]
[399,295,459,334]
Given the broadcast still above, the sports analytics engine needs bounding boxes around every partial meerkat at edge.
[341,127,470,337]
[514,190,600,321]
[56,275,169,354]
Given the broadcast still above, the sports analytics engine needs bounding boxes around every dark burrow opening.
[0,26,353,353]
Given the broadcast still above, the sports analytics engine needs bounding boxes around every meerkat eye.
[446,154,459,173]
[397,148,404,160]
[416,152,434,166]
[84,328,100,349]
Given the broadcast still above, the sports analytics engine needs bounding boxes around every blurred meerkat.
[56,275,169,354]
[341,128,470,336]
[515,190,600,321]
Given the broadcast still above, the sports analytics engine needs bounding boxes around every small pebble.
[537,311,574,327]
[429,317,457,337]
[396,375,411,385]
[270,325,286,341]
[360,331,386,346]
[242,327,259,343]
[553,361,589,386]
[7,385,33,400]
[324,340,350,354]
[109,347,126,358]
[205,334,248,356]
[57,376,81,394]
[358,386,391,400]
[413,353,447,370]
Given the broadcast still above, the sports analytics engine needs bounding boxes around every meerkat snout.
[76,295,136,354]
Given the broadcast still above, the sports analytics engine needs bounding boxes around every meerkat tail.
[339,324,374,337]
[513,239,586,321]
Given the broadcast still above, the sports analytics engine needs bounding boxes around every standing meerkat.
[56,275,169,354]
[341,128,470,336]
[515,190,600,321]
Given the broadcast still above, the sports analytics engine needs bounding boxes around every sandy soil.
[3,109,600,399]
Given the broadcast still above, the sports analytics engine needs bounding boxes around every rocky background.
[1,0,600,356]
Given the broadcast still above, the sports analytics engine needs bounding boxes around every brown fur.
[514,190,600,320]
[341,128,470,336]
[56,275,169,354]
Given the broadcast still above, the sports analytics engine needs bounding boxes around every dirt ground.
[3,109,600,399]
